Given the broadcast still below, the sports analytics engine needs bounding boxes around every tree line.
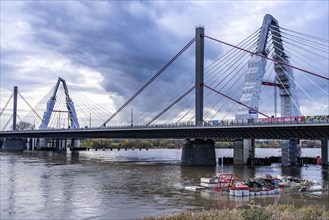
[80,139,184,149]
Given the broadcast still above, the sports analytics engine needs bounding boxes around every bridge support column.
[71,138,80,149]
[249,138,255,160]
[233,139,254,165]
[62,139,67,151]
[54,139,67,151]
[0,139,4,149]
[37,138,48,148]
[2,138,27,151]
[27,138,33,150]
[321,139,329,166]
[281,138,299,166]
[181,139,216,166]
[29,138,36,150]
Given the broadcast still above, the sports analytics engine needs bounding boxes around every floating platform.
[184,186,205,191]
[184,173,292,197]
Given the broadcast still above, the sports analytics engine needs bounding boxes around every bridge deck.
[1,123,328,140]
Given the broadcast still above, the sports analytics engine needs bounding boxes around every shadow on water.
[231,165,256,181]
[180,166,217,182]
[281,166,302,177]
[70,151,80,162]
[322,167,329,181]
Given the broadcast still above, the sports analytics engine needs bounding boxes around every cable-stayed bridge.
[1,14,329,166]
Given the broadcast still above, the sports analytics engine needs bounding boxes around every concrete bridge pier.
[71,138,80,149]
[56,139,67,151]
[37,138,48,148]
[60,139,67,151]
[321,139,329,166]
[27,138,32,150]
[2,138,27,151]
[28,138,39,150]
[281,138,299,166]
[233,138,255,165]
[181,139,216,166]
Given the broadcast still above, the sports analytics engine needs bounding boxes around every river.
[1,148,328,219]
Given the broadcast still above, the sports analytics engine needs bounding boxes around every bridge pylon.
[180,26,216,166]
[195,26,204,126]
[234,14,301,166]
[2,86,27,151]
[39,77,79,130]
[37,77,80,149]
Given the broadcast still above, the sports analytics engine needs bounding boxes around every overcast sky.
[1,0,328,126]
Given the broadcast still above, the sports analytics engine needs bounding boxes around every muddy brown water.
[1,149,328,219]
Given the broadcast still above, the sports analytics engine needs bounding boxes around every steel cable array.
[102,37,196,127]
[2,25,328,130]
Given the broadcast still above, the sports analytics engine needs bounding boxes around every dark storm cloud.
[1,0,328,125]
[22,1,210,103]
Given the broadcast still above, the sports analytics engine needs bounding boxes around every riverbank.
[145,204,329,220]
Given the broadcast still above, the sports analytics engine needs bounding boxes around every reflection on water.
[0,149,328,220]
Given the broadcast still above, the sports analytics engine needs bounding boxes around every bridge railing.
[202,115,329,126]
[7,115,328,132]
[98,115,328,129]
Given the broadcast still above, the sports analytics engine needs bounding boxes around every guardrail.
[2,116,329,132]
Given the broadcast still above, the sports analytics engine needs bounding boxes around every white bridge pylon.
[39,77,80,130]
[236,14,300,120]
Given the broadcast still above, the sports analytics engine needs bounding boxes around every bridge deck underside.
[1,124,328,140]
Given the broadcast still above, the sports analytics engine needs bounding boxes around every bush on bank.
[81,139,322,149]
[80,139,183,149]
[145,204,329,220]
